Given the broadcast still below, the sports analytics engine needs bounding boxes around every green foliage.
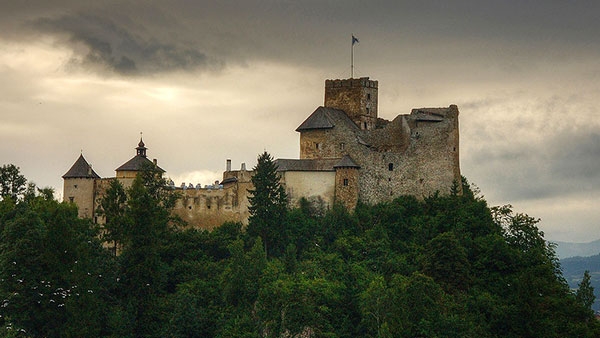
[247,151,288,257]
[98,179,128,254]
[577,270,596,311]
[0,164,27,201]
[0,188,116,337]
[1,164,599,337]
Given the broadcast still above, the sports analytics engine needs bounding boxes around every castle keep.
[63,77,461,229]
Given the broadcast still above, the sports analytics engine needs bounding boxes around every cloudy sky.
[1,0,598,242]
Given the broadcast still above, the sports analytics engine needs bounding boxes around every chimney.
[226,159,232,172]
[241,163,246,171]
[153,159,158,166]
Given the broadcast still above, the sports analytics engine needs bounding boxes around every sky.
[1,0,599,242]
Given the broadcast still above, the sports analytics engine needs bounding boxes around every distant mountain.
[560,254,600,311]
[552,239,600,259]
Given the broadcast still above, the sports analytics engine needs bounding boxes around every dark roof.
[275,158,340,172]
[221,177,238,185]
[115,155,165,173]
[63,154,101,179]
[296,106,356,131]
[333,155,360,168]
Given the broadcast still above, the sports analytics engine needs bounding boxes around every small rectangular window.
[69,196,74,203]
[315,142,321,150]
[388,163,394,171]
[340,143,345,150]
[343,178,349,186]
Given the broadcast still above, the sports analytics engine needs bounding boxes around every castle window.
[69,196,74,203]
[340,143,345,150]
[363,122,367,129]
[388,163,394,171]
[343,178,349,186]
[366,107,370,114]
[367,93,371,100]
[315,142,321,150]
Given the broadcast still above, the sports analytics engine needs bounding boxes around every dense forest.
[0,156,599,337]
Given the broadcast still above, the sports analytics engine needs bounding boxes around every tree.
[247,151,288,257]
[0,164,27,201]
[0,189,116,337]
[98,179,128,254]
[576,270,595,312]
[422,232,470,292]
[117,175,170,337]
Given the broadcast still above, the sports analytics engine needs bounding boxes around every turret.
[62,154,100,219]
[115,136,164,186]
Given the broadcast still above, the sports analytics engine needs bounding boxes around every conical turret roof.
[62,154,100,179]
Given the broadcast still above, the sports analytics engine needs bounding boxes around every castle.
[63,77,461,229]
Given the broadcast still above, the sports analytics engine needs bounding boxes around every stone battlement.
[325,77,378,89]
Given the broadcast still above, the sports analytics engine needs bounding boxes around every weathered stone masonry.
[63,76,461,230]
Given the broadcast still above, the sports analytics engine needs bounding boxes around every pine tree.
[576,270,596,312]
[247,151,287,257]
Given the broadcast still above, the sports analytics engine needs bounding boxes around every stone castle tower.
[63,76,461,229]
[324,77,378,130]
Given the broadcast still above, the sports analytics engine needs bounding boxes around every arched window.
[388,163,394,171]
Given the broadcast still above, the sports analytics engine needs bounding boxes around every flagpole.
[351,35,354,78]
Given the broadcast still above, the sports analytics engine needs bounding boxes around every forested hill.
[1,161,599,337]
[555,240,600,259]
[561,254,600,311]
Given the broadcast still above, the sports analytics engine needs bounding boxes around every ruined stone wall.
[354,106,461,203]
[298,104,460,205]
[172,185,248,230]
[172,168,254,229]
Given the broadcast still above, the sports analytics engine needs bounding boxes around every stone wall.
[63,177,96,219]
[334,167,359,210]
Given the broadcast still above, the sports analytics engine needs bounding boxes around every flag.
[352,35,359,45]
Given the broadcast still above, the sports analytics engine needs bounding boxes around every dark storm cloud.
[31,13,209,75]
